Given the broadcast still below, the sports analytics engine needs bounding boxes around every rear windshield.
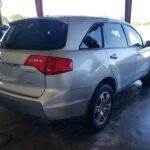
[1,19,68,50]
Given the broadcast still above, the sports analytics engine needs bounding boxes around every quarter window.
[103,23,127,48]
[80,25,102,49]
[123,25,143,47]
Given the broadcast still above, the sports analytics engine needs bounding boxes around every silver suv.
[0,16,150,131]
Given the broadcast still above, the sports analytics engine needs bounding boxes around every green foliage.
[10,14,26,21]
[2,16,9,25]
[119,14,124,21]
[143,22,150,26]
[132,21,150,26]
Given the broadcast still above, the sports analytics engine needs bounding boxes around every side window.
[80,25,102,49]
[123,25,143,47]
[103,23,127,48]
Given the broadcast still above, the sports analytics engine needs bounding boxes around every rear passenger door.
[102,23,137,89]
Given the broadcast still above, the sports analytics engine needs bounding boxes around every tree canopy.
[10,14,27,21]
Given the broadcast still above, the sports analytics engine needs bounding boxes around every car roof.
[10,16,130,50]
[48,16,129,50]
[10,16,129,26]
[41,16,129,25]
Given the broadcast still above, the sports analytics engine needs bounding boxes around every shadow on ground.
[0,81,150,150]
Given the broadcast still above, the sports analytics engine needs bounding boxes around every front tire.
[87,84,114,131]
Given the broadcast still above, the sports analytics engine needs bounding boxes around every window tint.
[123,25,143,47]
[1,19,68,50]
[80,25,102,49]
[0,27,8,38]
[103,23,127,48]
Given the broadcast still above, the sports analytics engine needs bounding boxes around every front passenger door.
[123,25,149,81]
[102,23,137,89]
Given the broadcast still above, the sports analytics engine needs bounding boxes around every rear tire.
[86,84,114,131]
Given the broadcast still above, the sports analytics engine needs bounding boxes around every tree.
[119,14,124,21]
[143,22,150,26]
[10,14,26,21]
[131,22,142,26]
[2,16,9,25]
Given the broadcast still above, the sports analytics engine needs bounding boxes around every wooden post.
[125,0,132,23]
[35,0,43,17]
[0,0,2,25]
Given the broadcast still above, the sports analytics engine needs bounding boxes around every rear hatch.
[0,18,68,98]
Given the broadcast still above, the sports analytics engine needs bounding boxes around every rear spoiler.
[9,18,45,26]
[9,17,67,26]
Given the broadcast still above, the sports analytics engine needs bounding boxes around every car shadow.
[2,80,150,150]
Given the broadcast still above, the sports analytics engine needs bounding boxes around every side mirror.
[145,41,150,47]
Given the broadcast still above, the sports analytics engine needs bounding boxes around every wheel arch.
[92,77,117,100]
[85,77,117,116]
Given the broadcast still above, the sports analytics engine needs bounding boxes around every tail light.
[24,55,73,75]
[45,57,73,75]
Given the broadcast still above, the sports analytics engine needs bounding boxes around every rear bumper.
[0,92,46,118]
[0,87,92,120]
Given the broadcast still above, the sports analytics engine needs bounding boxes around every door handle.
[136,51,141,56]
[110,54,118,59]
